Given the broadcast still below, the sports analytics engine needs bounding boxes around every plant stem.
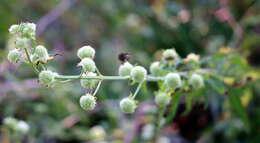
[152,106,165,142]
[93,81,102,96]
[24,48,39,73]
[132,81,144,99]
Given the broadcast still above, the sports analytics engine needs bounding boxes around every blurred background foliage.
[0,0,260,143]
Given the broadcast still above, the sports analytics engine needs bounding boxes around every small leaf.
[165,93,181,124]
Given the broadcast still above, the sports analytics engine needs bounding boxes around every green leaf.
[165,93,181,124]
[228,88,250,132]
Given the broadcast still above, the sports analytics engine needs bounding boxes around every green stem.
[152,106,165,142]
[132,81,144,99]
[93,81,102,96]
[24,48,39,73]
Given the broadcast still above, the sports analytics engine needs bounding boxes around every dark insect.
[118,53,130,63]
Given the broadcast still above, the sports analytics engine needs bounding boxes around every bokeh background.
[0,0,260,143]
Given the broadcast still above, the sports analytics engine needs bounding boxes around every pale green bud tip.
[165,73,182,89]
[189,73,204,88]
[80,94,96,110]
[16,38,29,49]
[130,66,147,82]
[7,49,21,63]
[3,117,18,129]
[38,70,56,86]
[149,61,163,76]
[162,49,178,60]
[155,93,171,107]
[35,45,48,57]
[9,24,19,34]
[77,45,95,59]
[119,97,137,113]
[80,72,98,88]
[118,62,133,76]
[78,58,96,72]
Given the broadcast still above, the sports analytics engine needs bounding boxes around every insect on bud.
[130,66,147,82]
[165,73,182,89]
[162,49,178,61]
[119,97,137,113]
[118,62,133,76]
[7,49,21,63]
[189,73,204,89]
[80,72,98,88]
[80,94,96,110]
[38,70,56,87]
[155,92,171,107]
[149,61,163,76]
[78,58,96,72]
[77,45,95,59]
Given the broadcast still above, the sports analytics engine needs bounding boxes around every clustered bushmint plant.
[7,22,208,114]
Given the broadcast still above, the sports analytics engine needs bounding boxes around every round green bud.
[77,45,95,59]
[80,72,98,88]
[78,58,96,72]
[34,45,49,63]
[80,94,96,110]
[8,24,19,34]
[118,62,133,76]
[7,49,21,63]
[38,70,56,86]
[16,38,29,49]
[162,49,178,60]
[3,117,18,130]
[16,120,30,134]
[20,23,36,39]
[149,61,163,76]
[189,73,204,88]
[130,66,147,82]
[155,92,171,107]
[119,97,137,113]
[165,73,182,89]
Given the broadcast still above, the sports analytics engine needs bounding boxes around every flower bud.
[8,24,19,34]
[119,97,137,113]
[130,66,147,82]
[184,53,200,63]
[16,38,29,49]
[149,61,163,76]
[162,49,178,60]
[34,45,49,63]
[3,117,18,130]
[80,72,98,88]
[16,121,30,134]
[38,70,56,86]
[118,62,133,76]
[20,23,36,39]
[78,58,96,72]
[80,94,96,110]
[7,49,21,63]
[155,92,171,107]
[77,45,95,59]
[165,73,182,89]
[189,73,204,88]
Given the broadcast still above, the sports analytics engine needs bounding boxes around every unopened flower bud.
[78,58,96,72]
[131,66,147,82]
[149,61,163,76]
[34,45,49,63]
[8,24,19,34]
[80,94,96,110]
[165,73,182,89]
[189,73,204,88]
[80,72,98,88]
[38,70,56,86]
[7,49,21,63]
[16,38,29,49]
[162,49,178,60]
[77,45,95,59]
[155,92,171,107]
[118,62,133,76]
[119,97,137,113]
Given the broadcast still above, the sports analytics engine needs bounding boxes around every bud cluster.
[3,117,30,134]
